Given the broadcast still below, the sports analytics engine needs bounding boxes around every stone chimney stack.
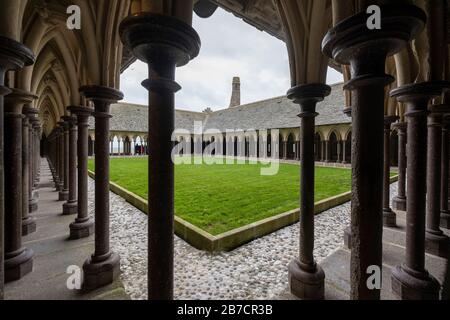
[229,77,241,108]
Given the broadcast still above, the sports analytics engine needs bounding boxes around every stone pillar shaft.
[59,121,69,201]
[57,127,64,190]
[425,105,450,257]
[383,116,399,227]
[21,106,36,235]
[342,140,346,163]
[441,117,450,228]
[146,61,177,299]
[63,116,78,215]
[95,104,111,256]
[4,89,36,282]
[287,84,330,300]
[390,82,443,300]
[0,68,9,299]
[392,122,407,211]
[80,86,122,291]
[69,106,94,239]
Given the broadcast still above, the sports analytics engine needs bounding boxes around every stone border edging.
[88,170,398,252]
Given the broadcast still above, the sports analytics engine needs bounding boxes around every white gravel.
[88,177,399,300]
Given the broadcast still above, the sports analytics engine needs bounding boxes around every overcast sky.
[120,8,343,112]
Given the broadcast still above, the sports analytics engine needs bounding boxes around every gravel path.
[88,178,398,300]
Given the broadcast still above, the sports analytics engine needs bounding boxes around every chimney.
[229,77,241,108]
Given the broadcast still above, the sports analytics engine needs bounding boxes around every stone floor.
[101,175,391,300]
[4,160,128,300]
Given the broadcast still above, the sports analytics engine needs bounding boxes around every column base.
[63,201,78,215]
[383,208,397,227]
[82,252,120,291]
[29,197,38,213]
[425,231,449,258]
[288,260,325,300]
[22,216,37,236]
[54,181,61,191]
[440,212,450,229]
[343,226,352,249]
[392,196,407,211]
[70,218,94,240]
[391,265,440,300]
[4,248,34,282]
[58,190,69,201]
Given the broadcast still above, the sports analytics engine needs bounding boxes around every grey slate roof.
[101,82,348,133]
[203,83,348,131]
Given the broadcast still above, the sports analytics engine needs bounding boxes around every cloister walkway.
[4,159,128,300]
[5,159,447,300]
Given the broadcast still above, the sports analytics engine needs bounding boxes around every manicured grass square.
[88,157,354,235]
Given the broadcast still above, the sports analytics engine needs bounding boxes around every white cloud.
[120,8,343,112]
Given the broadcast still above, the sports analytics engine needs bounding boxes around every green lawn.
[88,157,355,235]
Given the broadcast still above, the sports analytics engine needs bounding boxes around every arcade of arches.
[0,0,450,301]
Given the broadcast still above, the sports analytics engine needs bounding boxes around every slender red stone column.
[0,35,35,298]
[441,115,450,228]
[425,103,450,257]
[29,116,40,212]
[392,122,407,211]
[55,124,63,191]
[80,86,123,291]
[21,105,37,235]
[62,115,78,215]
[120,12,200,300]
[287,84,331,300]
[390,82,445,299]
[4,89,36,282]
[59,119,69,201]
[34,124,41,186]
[68,106,94,239]
[323,5,426,299]
[383,115,399,227]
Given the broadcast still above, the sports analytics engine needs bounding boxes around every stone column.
[80,86,123,291]
[56,124,63,191]
[283,141,287,159]
[324,140,329,162]
[441,116,450,228]
[392,122,407,211]
[4,89,36,282]
[383,116,399,227]
[120,12,200,300]
[323,4,425,299]
[336,141,341,163]
[62,115,78,215]
[28,114,40,213]
[0,36,35,297]
[68,106,94,239]
[21,105,37,235]
[425,104,450,257]
[342,140,346,164]
[287,84,331,300]
[320,141,325,162]
[59,119,69,201]
[34,124,41,197]
[390,82,444,299]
